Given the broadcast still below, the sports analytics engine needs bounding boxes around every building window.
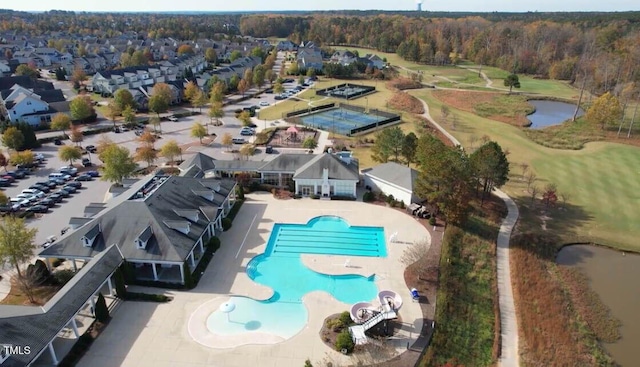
[262,173,279,186]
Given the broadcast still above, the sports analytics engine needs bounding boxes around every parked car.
[85,145,97,153]
[6,170,25,179]
[34,153,46,160]
[48,193,64,203]
[167,115,178,122]
[232,137,247,144]
[265,145,274,154]
[0,178,10,187]
[274,95,285,100]
[0,205,17,214]
[29,185,50,193]
[26,205,48,214]
[9,198,30,208]
[65,181,82,189]
[21,189,45,198]
[36,181,57,189]
[85,170,100,177]
[55,189,71,198]
[62,185,77,193]
[113,127,121,133]
[49,178,66,186]
[82,158,92,167]
[16,194,39,203]
[42,235,57,248]
[240,129,254,136]
[259,101,270,107]
[59,166,78,175]
[16,163,35,170]
[2,175,15,183]
[38,198,56,207]
[53,138,62,145]
[75,174,92,182]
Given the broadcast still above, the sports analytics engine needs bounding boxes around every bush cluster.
[222,217,232,231]
[335,329,355,353]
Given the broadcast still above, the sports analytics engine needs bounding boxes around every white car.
[168,115,178,122]
[15,194,38,203]
[34,153,46,160]
[59,166,78,175]
[9,198,29,209]
[21,189,45,198]
[259,101,270,107]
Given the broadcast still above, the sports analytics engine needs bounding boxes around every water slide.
[350,302,378,324]
[348,290,403,345]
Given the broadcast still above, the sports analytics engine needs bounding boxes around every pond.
[556,245,640,366]
[527,100,584,129]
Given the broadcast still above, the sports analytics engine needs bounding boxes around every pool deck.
[77,193,431,367]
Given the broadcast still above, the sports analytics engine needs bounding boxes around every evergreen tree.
[94,293,110,322]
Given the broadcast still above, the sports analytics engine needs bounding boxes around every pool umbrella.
[219,300,236,322]
[286,126,299,134]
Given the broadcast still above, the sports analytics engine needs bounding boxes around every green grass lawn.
[414,90,640,251]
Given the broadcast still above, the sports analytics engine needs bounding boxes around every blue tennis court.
[299,108,387,135]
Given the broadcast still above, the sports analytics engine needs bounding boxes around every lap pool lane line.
[418,98,520,367]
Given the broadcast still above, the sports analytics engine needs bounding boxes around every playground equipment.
[348,290,403,345]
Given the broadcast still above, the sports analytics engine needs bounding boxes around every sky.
[7,0,640,13]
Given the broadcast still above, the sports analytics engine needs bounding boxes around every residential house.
[330,50,357,66]
[297,48,324,71]
[0,81,69,126]
[40,174,238,285]
[362,162,419,205]
[276,40,297,51]
[182,152,360,198]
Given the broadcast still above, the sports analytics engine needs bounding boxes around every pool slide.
[378,290,403,312]
[350,302,379,324]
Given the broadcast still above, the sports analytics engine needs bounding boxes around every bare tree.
[520,162,529,180]
[400,239,432,281]
[530,185,539,205]
[560,192,571,209]
[525,172,537,191]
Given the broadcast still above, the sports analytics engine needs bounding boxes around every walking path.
[417,98,520,366]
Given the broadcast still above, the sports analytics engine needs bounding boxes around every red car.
[2,175,15,183]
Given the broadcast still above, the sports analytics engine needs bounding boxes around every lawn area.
[413,90,640,251]
[421,206,502,367]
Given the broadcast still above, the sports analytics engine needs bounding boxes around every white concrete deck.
[77,193,430,367]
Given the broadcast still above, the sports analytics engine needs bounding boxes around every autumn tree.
[302,136,318,150]
[0,217,37,303]
[69,125,84,146]
[209,81,225,103]
[238,78,250,97]
[402,132,418,166]
[469,141,510,205]
[50,113,72,137]
[135,145,157,167]
[239,144,255,160]
[192,89,207,113]
[58,145,82,165]
[9,150,34,166]
[221,133,233,151]
[177,44,194,56]
[2,127,24,151]
[371,127,405,163]
[542,183,558,208]
[205,48,217,64]
[191,123,207,144]
[184,81,199,105]
[15,64,38,78]
[243,69,254,88]
[273,81,284,94]
[122,106,136,126]
[70,96,94,122]
[504,73,521,94]
[106,102,121,128]
[0,152,7,171]
[100,145,137,186]
[160,140,182,166]
[229,50,242,62]
[148,83,172,118]
[253,65,266,89]
[71,67,87,88]
[138,131,157,149]
[209,102,224,127]
[113,89,136,111]
[149,116,161,133]
[237,110,252,126]
[586,92,623,130]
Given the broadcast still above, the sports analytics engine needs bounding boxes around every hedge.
[124,292,172,302]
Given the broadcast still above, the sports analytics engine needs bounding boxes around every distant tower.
[416,0,423,11]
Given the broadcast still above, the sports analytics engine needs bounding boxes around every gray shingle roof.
[293,154,359,180]
[40,176,235,263]
[179,152,216,172]
[259,154,316,172]
[362,162,418,191]
[0,245,123,367]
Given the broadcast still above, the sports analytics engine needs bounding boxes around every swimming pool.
[206,216,386,341]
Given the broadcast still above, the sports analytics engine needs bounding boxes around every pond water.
[556,245,640,366]
[527,100,584,129]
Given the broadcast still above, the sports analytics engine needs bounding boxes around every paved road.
[417,98,520,366]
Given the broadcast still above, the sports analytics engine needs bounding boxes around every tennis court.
[299,108,389,135]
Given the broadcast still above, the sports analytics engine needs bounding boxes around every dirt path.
[417,97,521,367]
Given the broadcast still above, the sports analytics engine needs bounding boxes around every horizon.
[2,0,639,13]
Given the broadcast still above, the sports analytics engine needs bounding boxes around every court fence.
[285,102,335,118]
[316,83,376,100]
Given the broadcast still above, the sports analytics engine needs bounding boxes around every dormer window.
[135,226,153,249]
[163,220,191,235]
[173,209,200,223]
[192,190,214,202]
[81,223,101,248]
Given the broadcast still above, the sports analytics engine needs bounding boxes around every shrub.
[183,261,194,289]
[249,181,261,192]
[124,292,172,302]
[399,201,406,209]
[207,236,221,252]
[114,268,127,298]
[236,185,245,200]
[311,194,320,199]
[53,269,76,285]
[335,329,355,353]
[222,217,232,231]
[390,200,397,208]
[339,311,352,326]
[304,359,313,367]
[429,217,437,226]
[326,318,344,332]
[94,293,109,322]
[227,201,243,221]
[362,191,375,202]
[386,194,395,204]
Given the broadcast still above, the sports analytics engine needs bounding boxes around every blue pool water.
[206,216,386,340]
